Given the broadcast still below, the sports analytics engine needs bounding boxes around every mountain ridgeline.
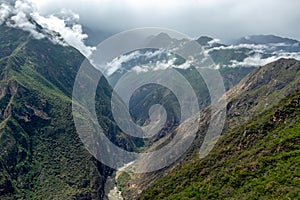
[106,33,300,145]
[140,83,300,199]
[0,25,140,199]
[121,58,300,199]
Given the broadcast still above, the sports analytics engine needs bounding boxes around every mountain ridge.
[120,58,300,199]
[232,34,300,45]
[140,84,300,199]
[0,25,138,199]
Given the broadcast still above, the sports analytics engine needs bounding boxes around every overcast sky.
[26,0,300,42]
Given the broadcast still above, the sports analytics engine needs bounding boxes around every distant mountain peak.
[233,34,299,45]
[156,32,172,40]
[196,36,214,46]
[196,36,225,49]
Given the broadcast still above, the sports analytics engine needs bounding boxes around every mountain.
[104,33,257,143]
[107,49,253,143]
[140,85,300,199]
[120,58,300,199]
[196,36,214,46]
[233,35,299,45]
[201,34,300,68]
[2,20,300,199]
[104,33,300,149]
[232,34,300,53]
[196,36,225,48]
[0,25,138,199]
[105,33,300,79]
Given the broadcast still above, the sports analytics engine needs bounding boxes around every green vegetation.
[209,48,252,66]
[116,172,131,191]
[0,25,138,199]
[1,24,299,200]
[140,90,300,199]
[125,65,253,145]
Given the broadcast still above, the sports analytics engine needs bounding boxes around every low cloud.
[9,11,45,39]
[105,48,193,75]
[131,59,192,74]
[32,12,96,57]
[207,41,300,67]
[207,43,270,53]
[0,0,95,58]
[105,49,172,76]
[131,58,177,74]
[0,3,11,24]
[106,51,142,76]
[207,38,221,46]
[229,52,300,68]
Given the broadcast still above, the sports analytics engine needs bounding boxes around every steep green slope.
[139,82,300,200]
[121,59,300,199]
[0,25,135,199]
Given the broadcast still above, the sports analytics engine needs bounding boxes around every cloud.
[229,52,300,68]
[2,0,300,69]
[207,43,270,53]
[131,58,192,74]
[105,49,172,76]
[131,58,177,74]
[31,12,96,57]
[28,0,300,41]
[105,50,142,76]
[0,3,11,24]
[8,11,45,39]
[206,41,300,68]
[0,0,95,58]
[206,42,300,55]
[105,48,193,75]
[207,38,221,46]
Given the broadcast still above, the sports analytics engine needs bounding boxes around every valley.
[0,3,299,199]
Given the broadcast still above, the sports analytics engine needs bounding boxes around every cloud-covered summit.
[0,0,95,58]
[103,33,300,77]
[1,0,300,69]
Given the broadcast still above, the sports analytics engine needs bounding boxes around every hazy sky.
[27,0,300,42]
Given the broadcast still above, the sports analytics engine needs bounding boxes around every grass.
[139,90,300,200]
